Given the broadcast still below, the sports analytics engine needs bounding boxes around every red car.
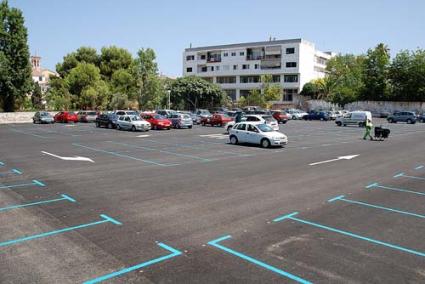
[201,113,233,127]
[272,110,288,124]
[141,113,172,130]
[54,111,78,123]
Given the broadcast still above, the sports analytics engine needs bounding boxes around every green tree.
[361,43,391,100]
[170,76,225,110]
[109,93,129,110]
[135,48,165,110]
[261,74,281,102]
[0,0,33,111]
[99,46,133,80]
[389,49,425,101]
[246,89,265,107]
[31,82,43,109]
[56,46,99,77]
[45,76,72,110]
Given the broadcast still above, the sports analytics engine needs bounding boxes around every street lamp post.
[167,90,171,109]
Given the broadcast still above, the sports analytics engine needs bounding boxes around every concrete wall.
[0,112,56,124]
[344,101,425,113]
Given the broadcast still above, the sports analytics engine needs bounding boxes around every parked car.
[54,111,78,123]
[286,109,308,120]
[418,113,425,123]
[335,111,372,127]
[229,122,288,148]
[33,111,54,124]
[327,111,337,120]
[303,111,330,121]
[387,111,417,124]
[77,110,98,122]
[156,109,177,119]
[96,113,118,128]
[114,110,139,116]
[141,113,171,130]
[224,114,278,132]
[201,113,233,127]
[170,113,193,128]
[272,110,289,124]
[116,115,151,131]
[195,109,212,124]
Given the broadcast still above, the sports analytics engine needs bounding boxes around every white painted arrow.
[41,151,94,163]
[309,155,359,166]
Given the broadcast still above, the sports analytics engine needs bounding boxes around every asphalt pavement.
[0,119,424,283]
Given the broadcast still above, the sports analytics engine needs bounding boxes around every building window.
[254,64,259,69]
[216,66,220,71]
[224,89,237,101]
[242,64,250,70]
[210,66,214,71]
[233,65,238,70]
[217,76,236,84]
[223,52,228,57]
[231,52,236,56]
[39,76,43,82]
[240,51,245,56]
[200,54,206,60]
[314,66,326,73]
[201,66,207,72]
[286,48,295,54]
[186,67,192,72]
[186,55,195,61]
[284,75,298,82]
[286,62,297,68]
[240,75,260,83]
[283,89,298,101]
[272,75,281,83]
[202,77,213,82]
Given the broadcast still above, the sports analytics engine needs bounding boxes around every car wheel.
[320,118,324,121]
[336,121,342,126]
[107,122,113,129]
[227,125,232,133]
[358,122,364,127]
[117,124,121,130]
[406,119,412,124]
[188,125,192,129]
[292,116,297,120]
[388,118,393,123]
[96,122,100,128]
[201,122,205,126]
[230,135,238,145]
[261,138,271,148]
[33,119,36,124]
[131,125,136,132]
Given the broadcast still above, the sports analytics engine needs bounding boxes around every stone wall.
[344,101,425,113]
[0,112,57,124]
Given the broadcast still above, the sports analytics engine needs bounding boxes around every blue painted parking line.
[0,179,45,190]
[107,141,213,162]
[0,194,76,212]
[0,168,23,177]
[328,195,425,219]
[72,143,179,167]
[9,128,49,139]
[144,139,254,157]
[415,165,424,170]
[393,172,425,181]
[0,214,121,248]
[83,242,182,284]
[208,235,312,284]
[273,212,425,258]
[366,182,425,196]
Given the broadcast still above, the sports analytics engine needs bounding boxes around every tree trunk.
[3,95,15,112]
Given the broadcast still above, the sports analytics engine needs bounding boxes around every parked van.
[335,111,372,127]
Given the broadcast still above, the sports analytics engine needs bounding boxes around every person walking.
[363,118,373,140]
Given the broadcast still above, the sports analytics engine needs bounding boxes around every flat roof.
[185,38,304,52]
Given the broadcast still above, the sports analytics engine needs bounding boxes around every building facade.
[182,38,334,107]
[31,55,58,93]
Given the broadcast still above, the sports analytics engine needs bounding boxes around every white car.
[229,122,288,148]
[286,109,308,120]
[225,114,279,133]
[116,115,151,131]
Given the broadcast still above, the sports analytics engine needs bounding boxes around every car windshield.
[153,115,164,119]
[127,111,138,116]
[87,111,97,115]
[262,115,274,122]
[40,112,50,117]
[130,116,141,121]
[257,124,274,132]
[199,110,210,115]
[183,114,190,119]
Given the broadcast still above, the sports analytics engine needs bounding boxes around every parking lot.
[1,120,424,283]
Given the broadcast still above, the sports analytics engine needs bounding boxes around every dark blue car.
[303,111,330,121]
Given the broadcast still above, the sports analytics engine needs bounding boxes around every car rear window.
[87,111,97,115]
[262,115,274,122]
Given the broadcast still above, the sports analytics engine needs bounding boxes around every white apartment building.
[183,38,334,107]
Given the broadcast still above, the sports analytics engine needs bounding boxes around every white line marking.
[41,151,95,163]
[309,155,359,166]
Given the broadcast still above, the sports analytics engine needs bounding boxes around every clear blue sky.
[10,0,425,77]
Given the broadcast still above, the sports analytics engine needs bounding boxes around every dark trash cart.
[374,126,390,141]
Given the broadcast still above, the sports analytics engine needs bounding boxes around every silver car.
[170,113,193,129]
[116,115,151,131]
[33,111,54,124]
